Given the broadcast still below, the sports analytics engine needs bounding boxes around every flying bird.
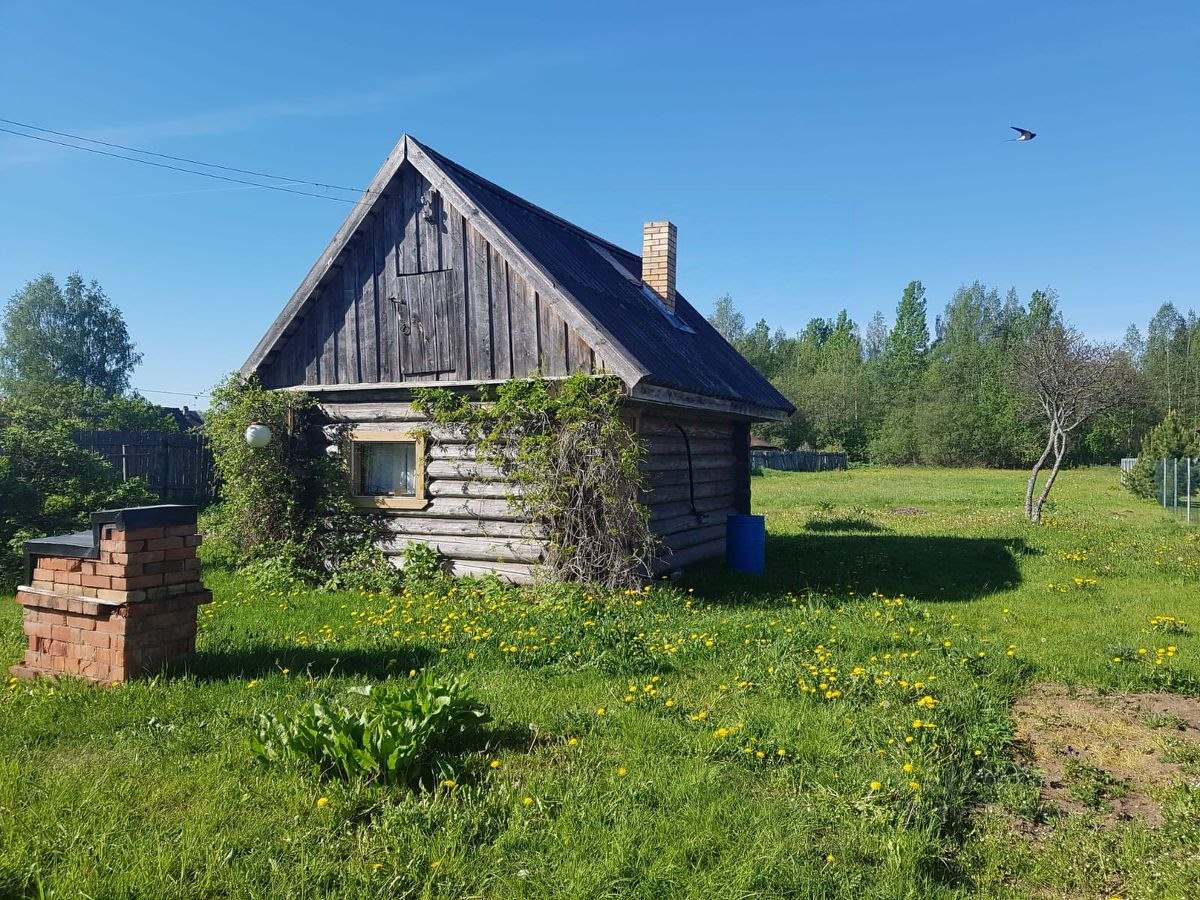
[1009,126,1037,142]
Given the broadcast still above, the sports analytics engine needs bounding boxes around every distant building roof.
[164,406,203,431]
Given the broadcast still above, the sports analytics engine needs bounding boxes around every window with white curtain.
[349,432,428,509]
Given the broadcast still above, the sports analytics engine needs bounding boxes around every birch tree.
[1014,324,1137,522]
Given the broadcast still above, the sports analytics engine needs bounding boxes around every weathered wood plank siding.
[259,162,597,388]
[637,412,738,571]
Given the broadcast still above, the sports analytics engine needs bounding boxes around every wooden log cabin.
[241,136,794,581]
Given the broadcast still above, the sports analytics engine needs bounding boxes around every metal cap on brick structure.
[642,221,677,314]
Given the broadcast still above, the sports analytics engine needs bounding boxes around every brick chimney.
[642,221,677,314]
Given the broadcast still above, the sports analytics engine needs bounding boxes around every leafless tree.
[1013,325,1139,523]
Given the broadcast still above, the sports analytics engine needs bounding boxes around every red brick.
[102,540,146,554]
[82,630,111,649]
[26,620,53,639]
[95,616,125,634]
[111,574,163,590]
[184,535,204,548]
[81,574,111,589]
[92,563,128,577]
[31,579,55,590]
[56,572,83,586]
[144,561,183,575]
[181,557,201,571]
[162,547,196,562]
[146,536,184,551]
[123,527,166,542]
[162,570,194,586]
[164,524,197,537]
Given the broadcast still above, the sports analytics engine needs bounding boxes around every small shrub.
[400,541,445,584]
[251,673,490,788]
[241,550,315,595]
[323,543,403,594]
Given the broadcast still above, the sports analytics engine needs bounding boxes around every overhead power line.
[0,116,380,196]
[0,123,372,205]
[136,388,210,398]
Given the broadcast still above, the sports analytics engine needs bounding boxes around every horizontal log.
[381,516,538,539]
[655,537,726,571]
[400,496,522,521]
[640,453,736,473]
[641,437,732,456]
[638,417,734,439]
[447,559,538,584]
[641,466,732,489]
[651,507,738,537]
[640,479,734,504]
[320,401,493,423]
[428,479,516,499]
[659,523,728,554]
[644,495,736,521]
[425,459,506,480]
[382,535,545,564]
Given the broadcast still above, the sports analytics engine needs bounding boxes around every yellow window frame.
[348,430,430,510]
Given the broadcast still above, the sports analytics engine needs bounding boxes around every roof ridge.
[411,137,643,265]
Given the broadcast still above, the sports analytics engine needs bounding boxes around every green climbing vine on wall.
[413,373,657,588]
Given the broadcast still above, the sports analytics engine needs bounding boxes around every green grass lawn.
[2,466,1199,898]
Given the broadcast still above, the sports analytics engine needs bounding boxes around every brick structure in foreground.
[10,505,211,685]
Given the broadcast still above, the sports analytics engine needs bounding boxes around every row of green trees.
[711,282,1169,466]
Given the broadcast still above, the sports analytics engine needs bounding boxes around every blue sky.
[1,1,1196,405]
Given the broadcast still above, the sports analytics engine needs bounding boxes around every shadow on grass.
[803,517,887,533]
[176,644,437,682]
[687,533,1026,603]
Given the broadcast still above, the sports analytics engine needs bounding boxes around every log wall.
[638,413,742,572]
[321,401,744,581]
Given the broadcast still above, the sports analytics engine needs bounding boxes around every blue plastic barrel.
[727,514,766,574]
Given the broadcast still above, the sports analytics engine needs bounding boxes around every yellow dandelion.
[316,796,329,808]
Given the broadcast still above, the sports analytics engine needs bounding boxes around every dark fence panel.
[750,449,847,473]
[72,430,215,502]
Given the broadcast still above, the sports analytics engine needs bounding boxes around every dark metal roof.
[416,142,794,416]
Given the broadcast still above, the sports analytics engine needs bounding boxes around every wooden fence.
[750,449,847,472]
[72,430,215,502]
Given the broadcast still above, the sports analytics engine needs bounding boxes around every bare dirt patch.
[1012,683,1200,825]
[888,506,928,516]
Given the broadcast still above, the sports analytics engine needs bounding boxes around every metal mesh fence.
[1149,457,1199,523]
